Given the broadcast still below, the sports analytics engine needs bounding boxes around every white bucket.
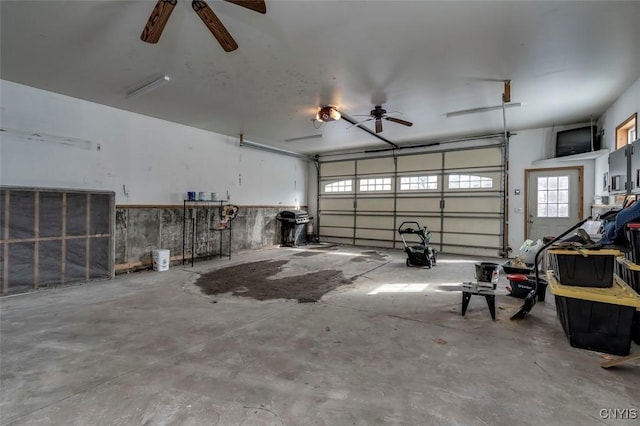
[152,249,170,272]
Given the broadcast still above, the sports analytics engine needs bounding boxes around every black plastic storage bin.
[616,256,640,294]
[549,274,640,356]
[554,295,635,356]
[624,223,640,264]
[501,261,533,275]
[633,312,640,345]
[548,249,618,288]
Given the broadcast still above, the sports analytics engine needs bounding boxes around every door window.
[537,176,569,217]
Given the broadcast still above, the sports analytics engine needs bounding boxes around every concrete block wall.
[115,205,297,272]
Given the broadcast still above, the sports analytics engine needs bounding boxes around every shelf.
[182,200,232,266]
[531,149,609,166]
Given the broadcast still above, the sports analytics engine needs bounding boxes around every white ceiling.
[2,0,639,155]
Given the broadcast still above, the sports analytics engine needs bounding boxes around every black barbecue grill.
[276,210,311,247]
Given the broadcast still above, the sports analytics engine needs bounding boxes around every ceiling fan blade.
[385,116,413,127]
[140,0,178,44]
[375,118,383,133]
[224,0,267,14]
[192,1,239,52]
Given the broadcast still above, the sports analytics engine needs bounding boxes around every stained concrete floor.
[1,244,639,426]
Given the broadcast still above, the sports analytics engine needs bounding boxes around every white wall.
[0,80,307,206]
[508,128,596,253]
[595,76,640,198]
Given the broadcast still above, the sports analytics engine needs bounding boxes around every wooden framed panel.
[0,187,115,295]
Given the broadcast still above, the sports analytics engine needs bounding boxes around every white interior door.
[526,168,582,240]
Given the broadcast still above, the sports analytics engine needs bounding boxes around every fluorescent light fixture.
[284,134,323,143]
[126,75,170,99]
[446,102,521,118]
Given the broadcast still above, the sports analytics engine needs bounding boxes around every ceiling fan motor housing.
[371,106,386,118]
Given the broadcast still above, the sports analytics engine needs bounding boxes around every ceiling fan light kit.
[316,106,341,122]
[126,75,171,99]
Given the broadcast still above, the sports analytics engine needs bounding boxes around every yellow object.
[547,272,640,309]
[547,248,623,256]
[616,256,640,271]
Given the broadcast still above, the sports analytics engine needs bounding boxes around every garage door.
[318,145,505,257]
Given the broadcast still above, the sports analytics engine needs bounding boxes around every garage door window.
[448,174,493,189]
[324,180,353,193]
[400,175,438,191]
[359,178,392,192]
[537,176,569,217]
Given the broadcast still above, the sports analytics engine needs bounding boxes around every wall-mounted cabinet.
[608,145,629,194]
[629,139,640,194]
[608,139,640,195]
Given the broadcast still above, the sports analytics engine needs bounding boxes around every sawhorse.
[461,282,496,320]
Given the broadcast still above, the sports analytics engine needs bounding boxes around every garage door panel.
[319,226,353,238]
[319,198,354,211]
[443,218,501,234]
[396,198,441,212]
[443,197,501,213]
[444,233,500,248]
[444,147,501,169]
[357,198,394,211]
[397,153,441,172]
[320,161,356,176]
[440,245,498,257]
[356,228,394,241]
[320,214,354,227]
[355,239,394,248]
[357,157,395,174]
[357,215,394,228]
[322,236,354,245]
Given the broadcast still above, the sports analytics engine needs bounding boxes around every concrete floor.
[1,244,639,426]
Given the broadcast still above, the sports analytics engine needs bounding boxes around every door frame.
[524,166,584,240]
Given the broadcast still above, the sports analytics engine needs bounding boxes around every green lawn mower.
[398,221,437,268]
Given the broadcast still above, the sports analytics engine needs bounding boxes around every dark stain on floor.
[195,259,355,302]
[292,251,321,258]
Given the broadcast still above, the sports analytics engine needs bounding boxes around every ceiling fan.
[350,105,414,133]
[140,0,266,52]
[445,80,521,117]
